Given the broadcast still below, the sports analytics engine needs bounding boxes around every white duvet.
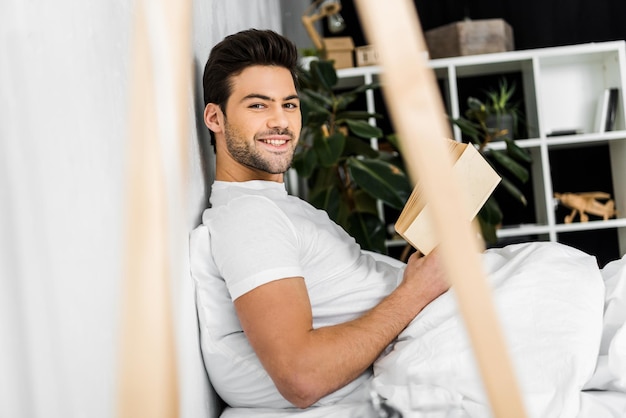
[221,242,626,418]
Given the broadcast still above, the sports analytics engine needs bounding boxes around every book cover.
[595,88,610,133]
[394,138,501,255]
[605,88,619,132]
[595,88,619,133]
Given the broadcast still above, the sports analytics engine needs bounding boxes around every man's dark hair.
[202,29,299,147]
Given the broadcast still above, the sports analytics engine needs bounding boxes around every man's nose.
[267,107,289,129]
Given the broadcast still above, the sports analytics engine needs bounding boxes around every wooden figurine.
[554,192,617,223]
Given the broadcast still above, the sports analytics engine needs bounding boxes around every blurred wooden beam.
[117,1,191,417]
[354,1,527,417]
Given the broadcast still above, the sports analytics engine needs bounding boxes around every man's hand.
[400,248,450,307]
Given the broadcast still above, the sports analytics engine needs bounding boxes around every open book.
[395,138,501,255]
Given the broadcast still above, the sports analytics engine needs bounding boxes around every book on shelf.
[595,88,619,133]
[394,138,501,255]
[605,88,619,132]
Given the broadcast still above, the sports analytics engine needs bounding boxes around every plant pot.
[299,56,319,71]
[486,113,515,141]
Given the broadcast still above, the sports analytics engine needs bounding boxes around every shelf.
[335,65,381,89]
[554,218,626,233]
[429,41,626,69]
[497,218,626,237]
[545,131,626,148]
[484,138,542,150]
[497,224,551,238]
[480,132,626,153]
[334,41,626,261]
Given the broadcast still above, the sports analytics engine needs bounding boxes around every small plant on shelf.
[455,78,523,147]
[293,59,411,254]
[451,78,533,243]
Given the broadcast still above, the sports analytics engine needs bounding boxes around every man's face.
[209,65,301,181]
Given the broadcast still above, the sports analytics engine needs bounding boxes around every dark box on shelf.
[425,19,514,59]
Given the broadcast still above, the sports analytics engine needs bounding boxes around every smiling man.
[204,63,300,181]
[192,29,449,412]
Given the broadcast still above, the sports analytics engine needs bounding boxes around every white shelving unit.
[336,41,626,260]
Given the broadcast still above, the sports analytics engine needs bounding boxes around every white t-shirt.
[190,180,404,409]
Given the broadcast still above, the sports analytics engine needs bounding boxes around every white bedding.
[219,242,626,418]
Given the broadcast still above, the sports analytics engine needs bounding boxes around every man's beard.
[224,119,296,175]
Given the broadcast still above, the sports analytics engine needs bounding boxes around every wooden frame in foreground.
[354,0,527,416]
[117,0,191,417]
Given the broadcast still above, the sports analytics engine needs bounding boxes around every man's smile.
[257,131,295,149]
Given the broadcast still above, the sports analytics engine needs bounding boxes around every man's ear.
[204,103,223,133]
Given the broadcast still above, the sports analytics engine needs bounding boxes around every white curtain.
[0,1,281,417]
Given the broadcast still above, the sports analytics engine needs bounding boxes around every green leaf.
[478,217,498,244]
[478,196,503,225]
[344,119,383,139]
[300,103,322,127]
[489,149,529,183]
[504,138,532,164]
[477,197,502,244]
[346,212,387,253]
[451,117,483,144]
[335,195,351,230]
[309,179,351,229]
[292,146,317,178]
[347,82,381,95]
[336,93,358,111]
[300,97,331,123]
[352,190,380,216]
[300,99,312,126]
[343,136,380,158]
[310,60,337,91]
[336,110,382,121]
[296,66,315,89]
[309,185,340,219]
[313,132,345,167]
[386,134,403,153]
[486,78,517,114]
[301,88,334,108]
[467,96,486,112]
[378,150,406,170]
[498,176,528,206]
[302,112,331,130]
[307,166,338,201]
[347,157,411,210]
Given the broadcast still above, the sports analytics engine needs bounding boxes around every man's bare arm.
[234,250,449,408]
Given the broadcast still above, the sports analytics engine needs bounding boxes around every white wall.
[0,1,281,417]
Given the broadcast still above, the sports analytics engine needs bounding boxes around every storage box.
[424,19,514,59]
[323,36,354,69]
[355,45,380,67]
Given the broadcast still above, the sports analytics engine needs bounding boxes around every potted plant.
[452,78,532,243]
[293,60,412,254]
[484,78,522,141]
[299,48,321,71]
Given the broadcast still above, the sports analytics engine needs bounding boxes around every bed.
[198,242,626,418]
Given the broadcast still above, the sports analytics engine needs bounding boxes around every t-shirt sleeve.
[208,195,304,300]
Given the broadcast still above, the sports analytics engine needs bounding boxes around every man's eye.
[284,103,299,109]
[249,103,265,109]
